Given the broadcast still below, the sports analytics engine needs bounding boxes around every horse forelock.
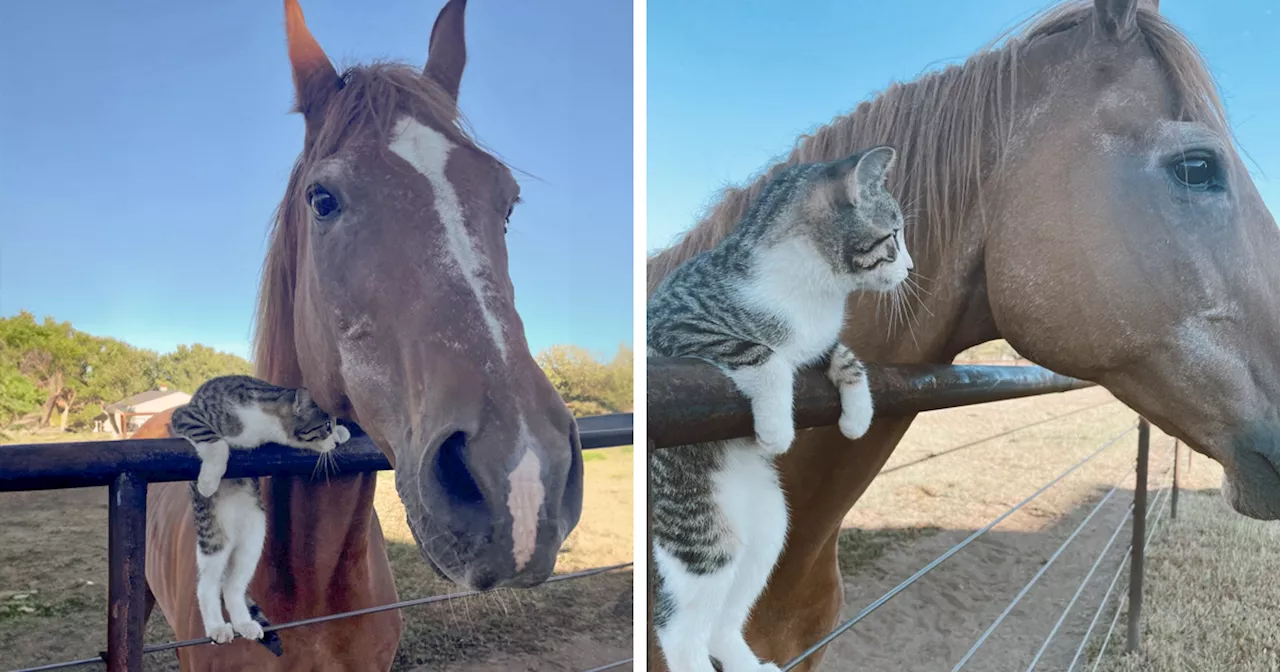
[645,0,1229,298]
[252,61,508,386]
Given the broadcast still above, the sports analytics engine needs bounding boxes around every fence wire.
[951,461,1137,671]
[780,421,1138,671]
[1087,467,1176,672]
[581,657,634,672]
[1062,470,1170,672]
[10,562,633,672]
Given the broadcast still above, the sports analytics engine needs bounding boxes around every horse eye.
[504,205,514,235]
[307,184,341,219]
[1171,154,1220,190]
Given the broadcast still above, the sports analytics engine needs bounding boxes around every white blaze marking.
[388,116,507,358]
[507,418,545,571]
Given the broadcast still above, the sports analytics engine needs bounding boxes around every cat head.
[799,146,912,291]
[291,387,335,442]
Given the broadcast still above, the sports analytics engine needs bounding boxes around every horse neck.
[842,221,999,365]
[260,472,378,610]
[252,323,379,607]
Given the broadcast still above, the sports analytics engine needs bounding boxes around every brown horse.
[136,0,584,669]
[647,0,1280,668]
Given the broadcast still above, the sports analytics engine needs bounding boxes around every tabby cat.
[647,146,910,672]
[170,374,348,644]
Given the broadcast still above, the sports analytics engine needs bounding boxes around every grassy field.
[1092,489,1280,672]
[0,431,632,672]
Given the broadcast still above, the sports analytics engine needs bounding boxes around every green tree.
[157,344,253,394]
[536,344,634,417]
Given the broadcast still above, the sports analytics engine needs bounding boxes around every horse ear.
[284,0,342,138]
[424,0,468,102]
[1094,0,1141,41]
[848,146,897,201]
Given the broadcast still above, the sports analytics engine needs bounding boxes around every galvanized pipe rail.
[0,413,633,672]
[647,359,1092,448]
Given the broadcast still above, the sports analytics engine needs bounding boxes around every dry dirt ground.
[818,386,1232,671]
[0,437,632,672]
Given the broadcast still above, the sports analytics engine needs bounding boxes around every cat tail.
[248,599,284,657]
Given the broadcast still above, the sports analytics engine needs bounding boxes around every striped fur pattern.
[171,374,350,644]
[647,147,910,672]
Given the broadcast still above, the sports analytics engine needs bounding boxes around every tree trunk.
[39,370,63,426]
[56,388,77,432]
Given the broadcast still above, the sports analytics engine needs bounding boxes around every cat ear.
[847,146,897,202]
[294,387,312,411]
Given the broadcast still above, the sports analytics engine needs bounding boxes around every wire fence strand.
[10,562,634,672]
[780,422,1138,671]
[951,461,1138,671]
[880,399,1122,476]
[581,657,634,672]
[1089,474,1175,672]
[1041,438,1174,672]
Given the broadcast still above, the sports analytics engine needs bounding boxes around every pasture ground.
[820,386,1247,672]
[1093,490,1280,672]
[5,390,1278,671]
[0,434,632,672]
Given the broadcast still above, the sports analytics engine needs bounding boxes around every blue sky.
[648,0,1278,252]
[0,0,633,361]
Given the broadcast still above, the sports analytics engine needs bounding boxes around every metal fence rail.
[647,359,1092,448]
[0,412,634,672]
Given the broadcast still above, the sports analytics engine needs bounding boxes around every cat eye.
[306,184,342,220]
[324,421,331,432]
[1170,152,1222,191]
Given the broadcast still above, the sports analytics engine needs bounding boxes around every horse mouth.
[1221,446,1280,520]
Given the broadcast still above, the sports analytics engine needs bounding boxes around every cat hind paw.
[232,619,264,641]
[206,622,235,644]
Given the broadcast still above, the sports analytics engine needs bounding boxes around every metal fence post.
[1171,440,1179,520]
[107,472,148,671]
[1126,419,1150,654]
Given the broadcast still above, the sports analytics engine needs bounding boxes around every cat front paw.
[755,664,782,672]
[206,622,235,644]
[232,619,264,641]
[837,380,874,440]
[333,425,351,444]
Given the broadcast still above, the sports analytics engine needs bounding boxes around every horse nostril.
[435,431,484,506]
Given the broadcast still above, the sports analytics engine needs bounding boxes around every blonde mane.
[646,1,1227,297]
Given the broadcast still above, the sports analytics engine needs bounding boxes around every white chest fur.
[738,236,849,365]
[223,405,291,449]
